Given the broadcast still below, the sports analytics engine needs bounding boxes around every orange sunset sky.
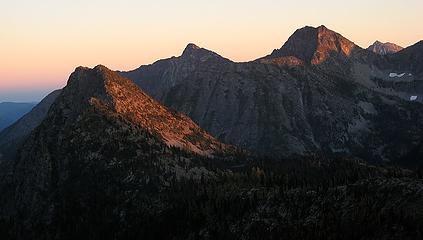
[1,0,422,101]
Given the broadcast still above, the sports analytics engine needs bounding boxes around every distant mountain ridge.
[0,90,61,161]
[367,40,403,55]
[0,102,36,131]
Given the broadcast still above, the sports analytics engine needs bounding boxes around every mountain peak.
[65,65,113,110]
[367,41,403,55]
[263,25,358,65]
[93,64,110,72]
[317,25,328,30]
[72,65,113,84]
[180,43,230,63]
[185,43,200,50]
[182,43,202,56]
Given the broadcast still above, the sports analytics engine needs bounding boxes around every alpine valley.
[1,25,423,240]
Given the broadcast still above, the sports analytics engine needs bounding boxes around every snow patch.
[389,73,406,78]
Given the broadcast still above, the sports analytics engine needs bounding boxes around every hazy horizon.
[1,0,423,102]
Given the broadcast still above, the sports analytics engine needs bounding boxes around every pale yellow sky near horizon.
[1,0,422,101]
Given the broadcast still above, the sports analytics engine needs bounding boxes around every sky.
[1,0,422,102]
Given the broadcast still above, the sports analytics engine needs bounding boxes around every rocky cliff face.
[120,26,423,164]
[367,41,403,55]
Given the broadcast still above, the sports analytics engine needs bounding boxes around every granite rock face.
[120,26,423,163]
